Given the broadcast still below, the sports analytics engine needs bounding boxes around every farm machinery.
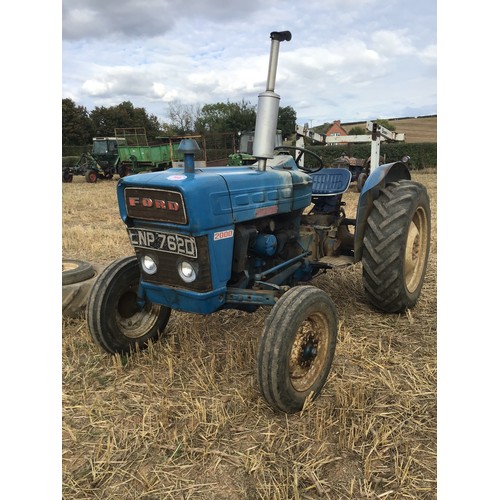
[87,31,431,413]
[114,128,187,177]
[295,121,405,192]
[228,130,283,166]
[62,136,121,183]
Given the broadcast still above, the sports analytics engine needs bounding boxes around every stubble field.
[62,169,437,499]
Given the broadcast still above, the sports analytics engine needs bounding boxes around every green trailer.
[115,128,184,177]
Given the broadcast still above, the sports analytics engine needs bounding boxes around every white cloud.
[419,43,437,63]
[371,29,415,57]
[62,1,437,124]
[82,79,110,96]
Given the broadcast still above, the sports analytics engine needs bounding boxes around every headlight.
[178,261,198,282]
[141,255,158,275]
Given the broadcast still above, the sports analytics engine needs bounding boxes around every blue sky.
[61,0,437,126]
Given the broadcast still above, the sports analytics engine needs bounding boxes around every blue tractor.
[87,31,431,413]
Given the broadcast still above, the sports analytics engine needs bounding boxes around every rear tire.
[118,165,130,178]
[256,286,338,413]
[362,180,431,312]
[85,170,98,183]
[62,170,73,183]
[86,256,171,354]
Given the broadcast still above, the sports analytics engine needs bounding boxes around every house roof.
[325,120,348,136]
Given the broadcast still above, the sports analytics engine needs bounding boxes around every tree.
[89,101,162,139]
[195,100,256,134]
[62,98,93,145]
[277,105,297,139]
[163,101,200,136]
[375,119,396,132]
[348,126,365,135]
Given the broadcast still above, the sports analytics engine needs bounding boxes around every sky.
[61,0,437,127]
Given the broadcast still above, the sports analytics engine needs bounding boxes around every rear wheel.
[256,286,338,413]
[62,170,73,183]
[85,170,98,183]
[362,180,431,312]
[86,256,171,354]
[118,165,130,178]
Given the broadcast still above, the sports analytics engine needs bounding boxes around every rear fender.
[353,161,411,262]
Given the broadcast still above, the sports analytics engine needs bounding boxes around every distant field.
[342,116,437,144]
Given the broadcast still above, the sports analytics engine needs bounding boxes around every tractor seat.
[310,168,352,196]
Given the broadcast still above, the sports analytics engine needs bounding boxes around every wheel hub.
[289,313,330,392]
[299,336,318,367]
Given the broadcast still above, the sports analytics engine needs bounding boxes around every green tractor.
[62,137,121,183]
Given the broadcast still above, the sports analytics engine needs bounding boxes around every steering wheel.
[274,146,323,173]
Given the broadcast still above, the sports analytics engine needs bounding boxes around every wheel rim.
[63,261,79,273]
[289,311,330,392]
[404,205,429,293]
[115,288,163,339]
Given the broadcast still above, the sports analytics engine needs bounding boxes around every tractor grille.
[125,187,187,224]
[134,235,212,292]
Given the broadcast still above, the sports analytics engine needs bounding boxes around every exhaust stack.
[253,31,292,171]
[178,138,201,174]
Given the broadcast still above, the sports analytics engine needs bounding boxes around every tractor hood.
[117,157,312,234]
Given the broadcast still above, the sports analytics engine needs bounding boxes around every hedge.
[62,141,437,169]
[62,156,80,169]
[306,142,437,169]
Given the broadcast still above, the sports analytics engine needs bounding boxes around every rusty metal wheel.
[85,169,98,183]
[256,286,338,413]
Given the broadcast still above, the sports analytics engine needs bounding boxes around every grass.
[62,170,437,499]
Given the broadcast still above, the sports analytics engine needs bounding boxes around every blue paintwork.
[353,161,411,262]
[141,282,227,315]
[116,156,313,314]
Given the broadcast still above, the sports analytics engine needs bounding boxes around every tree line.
[62,98,297,146]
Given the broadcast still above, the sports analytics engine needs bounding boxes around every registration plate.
[128,228,197,258]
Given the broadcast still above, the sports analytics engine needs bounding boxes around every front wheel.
[362,180,431,312]
[85,169,98,183]
[256,286,338,413]
[86,256,171,354]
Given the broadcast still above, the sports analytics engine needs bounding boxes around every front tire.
[85,170,98,183]
[362,180,431,312]
[256,286,338,413]
[86,256,171,354]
